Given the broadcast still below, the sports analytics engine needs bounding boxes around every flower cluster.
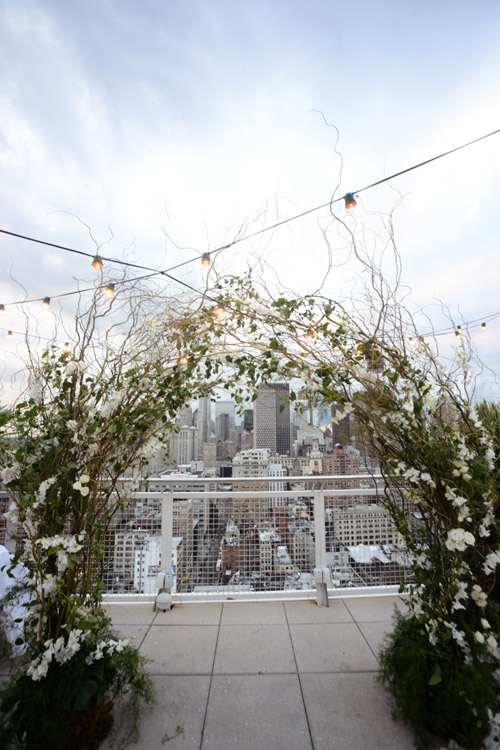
[27,629,85,681]
[85,637,130,665]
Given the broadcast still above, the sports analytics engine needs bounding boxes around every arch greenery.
[0,259,498,749]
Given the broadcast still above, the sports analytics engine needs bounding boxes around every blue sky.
[1,0,500,401]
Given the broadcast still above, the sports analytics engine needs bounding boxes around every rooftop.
[90,594,439,750]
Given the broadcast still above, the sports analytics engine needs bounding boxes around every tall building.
[254,383,291,455]
[197,396,212,454]
[215,400,235,440]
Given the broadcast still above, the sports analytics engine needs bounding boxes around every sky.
[1,0,500,403]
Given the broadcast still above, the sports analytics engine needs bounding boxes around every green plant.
[378,611,500,749]
[0,610,154,749]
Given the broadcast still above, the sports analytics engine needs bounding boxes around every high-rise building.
[254,383,291,455]
[197,396,212,452]
[215,401,235,440]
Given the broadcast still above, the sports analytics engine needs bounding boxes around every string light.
[201,253,210,267]
[104,283,115,298]
[0,304,5,314]
[481,322,486,329]
[305,330,315,341]
[455,329,461,337]
[92,254,103,271]
[344,192,357,212]
[1,127,500,318]
[179,356,189,365]
[7,330,13,338]
[214,305,226,318]
[42,297,50,309]
[63,342,70,351]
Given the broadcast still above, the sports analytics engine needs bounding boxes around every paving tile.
[285,599,353,624]
[141,625,219,674]
[214,624,296,674]
[357,621,393,661]
[140,674,210,750]
[109,624,150,649]
[154,603,222,626]
[103,603,158,626]
[301,672,416,749]
[202,674,313,750]
[290,622,379,673]
[221,601,286,625]
[343,595,407,622]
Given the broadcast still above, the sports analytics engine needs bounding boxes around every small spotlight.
[0,304,5,314]
[344,192,357,212]
[105,283,115,298]
[42,297,51,309]
[92,254,103,271]
[7,330,13,338]
[201,253,210,267]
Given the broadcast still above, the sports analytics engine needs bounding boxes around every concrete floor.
[99,595,429,750]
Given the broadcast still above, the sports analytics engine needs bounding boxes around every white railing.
[102,475,410,607]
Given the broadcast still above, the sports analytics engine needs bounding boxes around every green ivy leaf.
[428,664,442,686]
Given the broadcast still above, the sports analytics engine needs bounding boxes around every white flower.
[481,618,490,629]
[479,508,494,538]
[1,462,21,485]
[474,631,485,644]
[471,584,487,608]
[41,575,58,596]
[27,659,49,681]
[451,581,468,612]
[56,550,69,573]
[445,528,475,552]
[3,503,19,524]
[487,635,497,649]
[483,549,500,574]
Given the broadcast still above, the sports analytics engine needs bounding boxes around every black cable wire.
[1,125,499,311]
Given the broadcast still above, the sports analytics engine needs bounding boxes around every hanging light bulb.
[201,253,210,267]
[214,304,225,318]
[408,337,414,343]
[7,330,13,338]
[42,297,51,309]
[305,330,315,341]
[457,325,462,332]
[105,283,115,298]
[455,329,461,337]
[63,342,70,352]
[344,192,357,212]
[179,356,189,365]
[481,322,486,329]
[0,304,5,314]
[92,254,103,271]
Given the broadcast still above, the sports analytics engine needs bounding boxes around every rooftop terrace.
[98,594,432,750]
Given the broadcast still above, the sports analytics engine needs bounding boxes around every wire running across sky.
[1,125,499,315]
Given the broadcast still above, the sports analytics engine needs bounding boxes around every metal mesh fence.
[99,476,411,600]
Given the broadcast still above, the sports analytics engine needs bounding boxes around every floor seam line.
[198,602,224,749]
[284,601,316,750]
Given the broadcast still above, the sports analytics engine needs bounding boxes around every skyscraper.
[253,382,291,455]
[215,400,235,440]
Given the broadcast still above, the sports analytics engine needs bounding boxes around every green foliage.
[0,613,154,750]
[378,611,500,749]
